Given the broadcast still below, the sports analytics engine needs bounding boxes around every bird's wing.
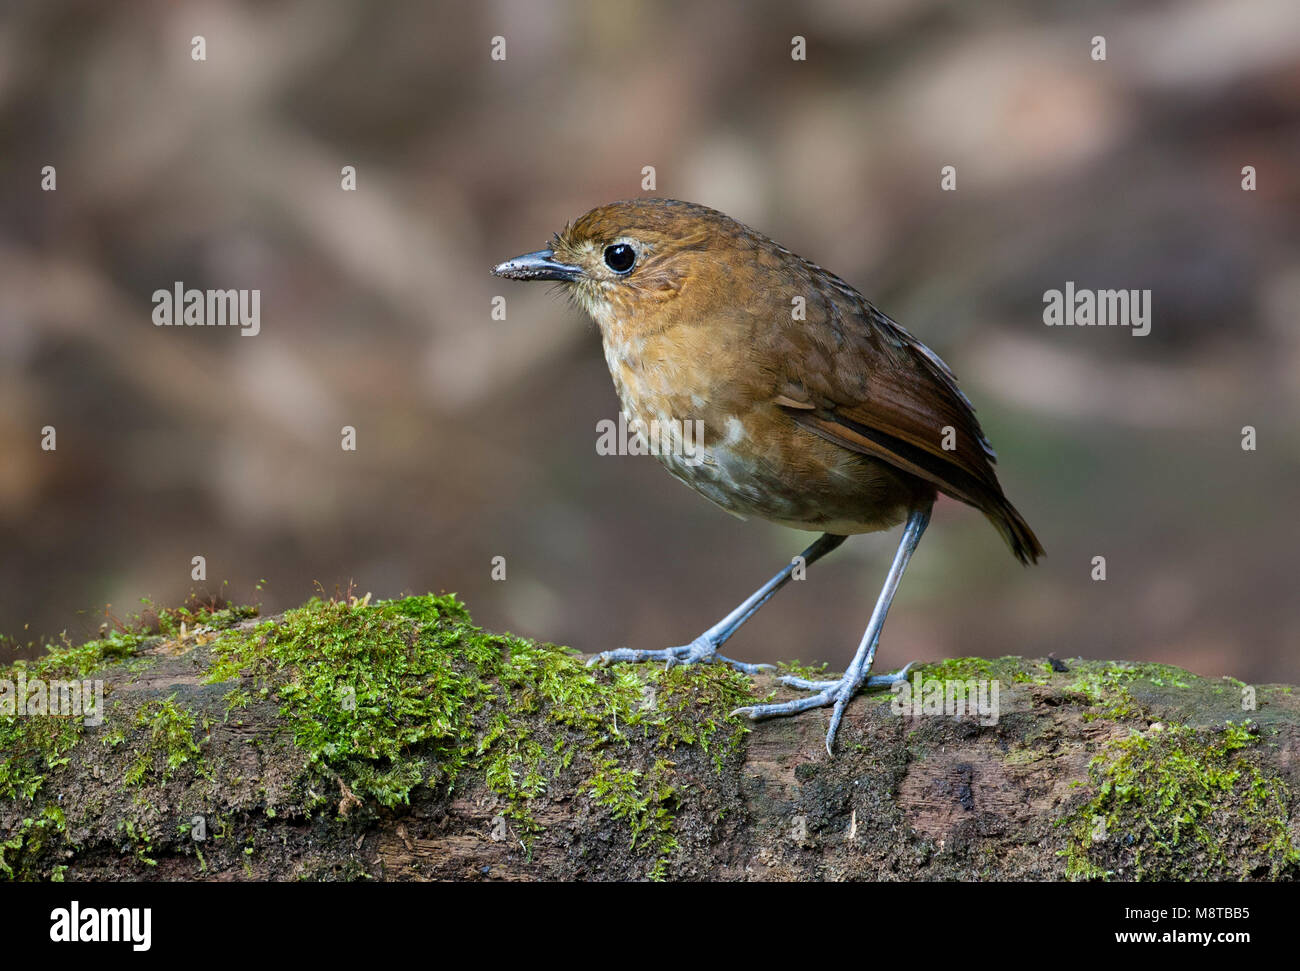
[773,274,1042,563]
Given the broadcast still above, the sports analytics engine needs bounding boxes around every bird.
[492,198,1043,754]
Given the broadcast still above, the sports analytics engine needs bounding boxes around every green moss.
[1012,661,1055,686]
[920,657,994,682]
[775,660,830,681]
[199,592,752,878]
[25,628,145,681]
[649,665,754,761]
[145,599,260,638]
[0,806,66,880]
[205,594,492,808]
[583,756,680,879]
[0,713,81,804]
[1063,662,1169,722]
[1060,721,1300,880]
[119,819,157,867]
[0,631,146,806]
[122,697,203,787]
[0,595,261,880]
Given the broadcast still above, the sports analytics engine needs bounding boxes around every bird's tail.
[985,497,1044,566]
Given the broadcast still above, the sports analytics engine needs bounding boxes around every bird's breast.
[597,320,917,534]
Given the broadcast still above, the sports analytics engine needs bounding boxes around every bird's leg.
[587,532,847,674]
[732,504,932,753]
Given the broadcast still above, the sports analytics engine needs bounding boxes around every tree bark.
[3,598,1297,881]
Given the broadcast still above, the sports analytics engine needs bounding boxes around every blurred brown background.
[1,0,1298,682]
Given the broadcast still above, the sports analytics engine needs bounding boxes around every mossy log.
[2,594,1298,881]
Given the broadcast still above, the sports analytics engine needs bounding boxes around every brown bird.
[493,199,1042,753]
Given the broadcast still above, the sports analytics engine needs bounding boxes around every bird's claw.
[585,639,773,675]
[730,660,917,753]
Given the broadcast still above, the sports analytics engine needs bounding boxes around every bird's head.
[492,199,752,333]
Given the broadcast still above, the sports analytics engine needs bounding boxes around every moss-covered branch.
[2,594,1298,881]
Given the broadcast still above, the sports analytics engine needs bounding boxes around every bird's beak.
[491,249,584,282]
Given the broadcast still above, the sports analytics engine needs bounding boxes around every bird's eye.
[603,243,636,274]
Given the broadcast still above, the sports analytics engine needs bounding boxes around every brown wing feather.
[777,277,1043,564]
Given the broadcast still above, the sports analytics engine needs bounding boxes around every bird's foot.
[586,635,775,674]
[731,661,916,754]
